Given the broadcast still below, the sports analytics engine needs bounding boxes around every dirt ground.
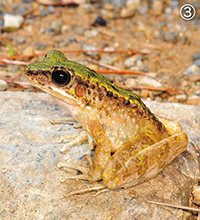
[0,0,200,105]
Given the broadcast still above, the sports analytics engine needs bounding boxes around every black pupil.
[52,70,70,86]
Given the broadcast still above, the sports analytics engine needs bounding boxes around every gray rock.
[126,0,141,7]
[124,55,142,68]
[194,59,200,67]
[120,6,135,18]
[193,54,200,60]
[103,0,125,8]
[0,19,3,28]
[175,94,187,102]
[0,91,199,220]
[48,5,55,14]
[51,20,64,35]
[3,14,24,31]
[100,56,115,65]
[41,10,48,17]
[152,0,163,15]
[37,42,46,49]
[183,64,200,77]
[84,29,98,38]
[138,76,162,87]
[0,79,8,91]
[162,31,178,44]
[16,37,26,44]
[194,90,200,96]
[72,26,85,35]
[135,60,148,72]
[22,0,33,2]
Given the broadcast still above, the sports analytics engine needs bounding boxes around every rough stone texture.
[0,91,199,220]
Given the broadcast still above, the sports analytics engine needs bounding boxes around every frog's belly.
[98,113,139,151]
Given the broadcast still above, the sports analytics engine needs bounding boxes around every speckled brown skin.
[25,50,188,189]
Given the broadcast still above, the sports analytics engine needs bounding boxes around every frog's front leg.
[58,116,112,182]
[103,132,188,189]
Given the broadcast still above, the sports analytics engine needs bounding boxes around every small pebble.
[13,5,26,15]
[0,19,3,28]
[138,77,162,88]
[120,7,135,18]
[23,46,34,56]
[162,31,178,44]
[164,7,172,14]
[43,28,54,34]
[73,26,85,35]
[126,0,141,7]
[41,10,48,17]
[22,0,33,2]
[154,21,167,28]
[48,5,55,14]
[61,25,69,33]
[16,38,26,44]
[124,55,142,68]
[0,71,15,78]
[93,16,107,27]
[194,90,200,96]
[194,59,200,67]
[51,20,63,35]
[107,0,125,8]
[104,11,116,19]
[104,47,115,52]
[68,36,77,43]
[84,29,98,38]
[175,94,187,102]
[125,77,137,87]
[100,56,115,65]
[193,54,200,61]
[183,64,200,77]
[82,44,98,57]
[192,185,200,205]
[4,14,24,31]
[178,34,189,45]
[138,5,148,14]
[104,4,114,11]
[135,60,148,72]
[37,43,46,49]
[0,79,8,91]
[152,0,163,15]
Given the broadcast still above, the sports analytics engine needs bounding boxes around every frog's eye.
[51,69,71,86]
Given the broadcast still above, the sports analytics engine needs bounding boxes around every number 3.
[184,6,192,18]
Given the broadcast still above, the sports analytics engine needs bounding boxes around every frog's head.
[25,50,102,106]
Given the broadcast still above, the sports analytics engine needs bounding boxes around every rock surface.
[0,91,199,220]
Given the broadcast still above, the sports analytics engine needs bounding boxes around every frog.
[25,50,188,195]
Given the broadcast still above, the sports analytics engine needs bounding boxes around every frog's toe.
[50,117,77,125]
[58,162,90,174]
[59,131,88,153]
[63,184,107,197]
[57,161,91,182]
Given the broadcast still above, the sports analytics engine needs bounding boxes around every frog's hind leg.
[103,132,188,189]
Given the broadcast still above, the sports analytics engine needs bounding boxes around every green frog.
[25,50,188,194]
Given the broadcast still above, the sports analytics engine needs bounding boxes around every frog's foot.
[57,154,92,180]
[59,131,89,153]
[63,184,107,197]
[58,161,90,181]
[57,156,108,196]
[50,117,79,126]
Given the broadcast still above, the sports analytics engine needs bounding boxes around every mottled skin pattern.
[25,50,188,189]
